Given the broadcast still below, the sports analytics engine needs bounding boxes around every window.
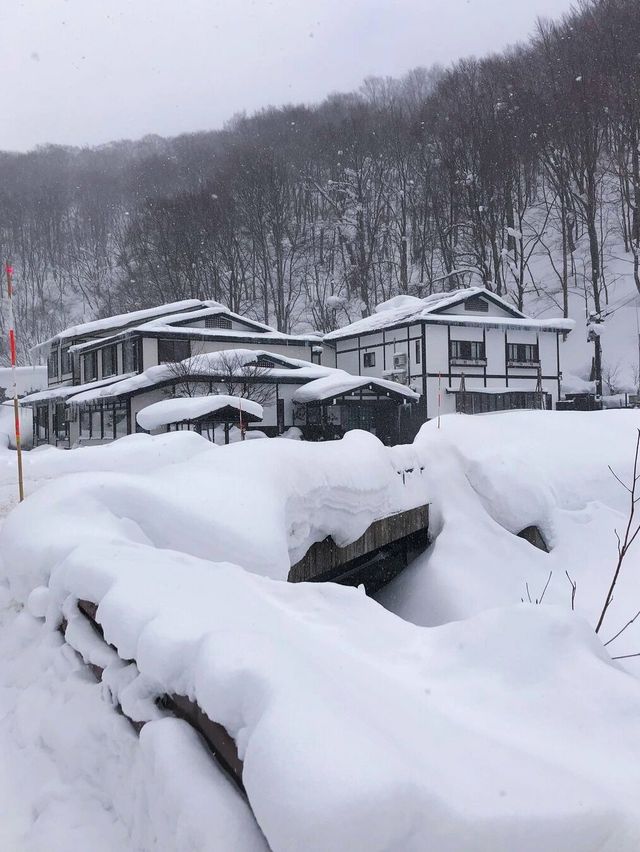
[91,406,102,438]
[464,296,489,312]
[36,404,49,443]
[103,405,115,440]
[205,315,232,329]
[158,338,190,364]
[507,343,539,364]
[101,344,117,377]
[60,346,71,375]
[83,351,98,382]
[415,340,421,364]
[54,403,67,439]
[80,408,90,439]
[47,351,58,380]
[123,339,140,373]
[115,402,128,438]
[450,340,485,362]
[456,391,549,414]
[363,351,376,368]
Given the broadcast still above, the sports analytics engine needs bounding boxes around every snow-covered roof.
[20,372,136,404]
[59,348,419,406]
[0,366,47,396]
[65,305,322,354]
[293,374,419,404]
[325,288,571,340]
[34,300,208,351]
[136,395,264,431]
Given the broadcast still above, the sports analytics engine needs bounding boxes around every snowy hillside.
[0,412,639,849]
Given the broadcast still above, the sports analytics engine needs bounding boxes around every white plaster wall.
[424,325,449,375]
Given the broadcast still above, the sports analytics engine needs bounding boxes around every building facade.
[325,288,573,432]
[23,301,417,448]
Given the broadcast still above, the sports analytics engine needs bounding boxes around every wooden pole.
[5,263,24,502]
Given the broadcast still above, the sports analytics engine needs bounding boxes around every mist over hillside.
[1,0,639,391]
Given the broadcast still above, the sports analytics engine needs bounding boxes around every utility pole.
[5,263,24,501]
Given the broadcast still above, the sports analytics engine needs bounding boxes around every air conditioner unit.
[393,352,408,370]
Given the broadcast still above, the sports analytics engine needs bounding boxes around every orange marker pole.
[6,263,24,501]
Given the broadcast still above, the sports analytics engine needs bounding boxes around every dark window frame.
[83,350,98,382]
[507,342,539,364]
[158,338,191,364]
[363,351,376,368]
[101,344,117,378]
[47,350,59,380]
[449,340,486,362]
[122,338,141,374]
[60,345,72,375]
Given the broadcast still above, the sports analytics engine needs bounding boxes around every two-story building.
[325,288,573,432]
[22,300,417,447]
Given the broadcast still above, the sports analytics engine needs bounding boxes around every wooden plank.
[288,504,429,583]
[71,600,245,793]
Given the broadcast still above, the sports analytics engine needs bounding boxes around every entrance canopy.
[293,375,418,405]
[137,395,263,431]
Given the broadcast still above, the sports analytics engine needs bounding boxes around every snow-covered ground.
[1,413,640,850]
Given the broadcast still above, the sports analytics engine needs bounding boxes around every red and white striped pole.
[5,263,24,502]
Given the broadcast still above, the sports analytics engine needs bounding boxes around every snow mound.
[3,414,640,849]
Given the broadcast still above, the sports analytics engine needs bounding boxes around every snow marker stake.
[5,263,24,502]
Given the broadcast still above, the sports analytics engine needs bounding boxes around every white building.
[22,301,417,447]
[325,288,573,432]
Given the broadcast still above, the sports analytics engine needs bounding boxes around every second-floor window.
[158,338,191,364]
[363,352,376,368]
[47,350,58,380]
[507,343,539,363]
[123,339,140,373]
[102,344,117,377]
[83,351,98,382]
[61,346,71,375]
[450,340,485,361]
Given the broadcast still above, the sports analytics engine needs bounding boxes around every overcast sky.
[3,0,575,152]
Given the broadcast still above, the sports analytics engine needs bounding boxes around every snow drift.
[2,413,640,850]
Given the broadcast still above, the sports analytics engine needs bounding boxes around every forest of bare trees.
[1,0,639,362]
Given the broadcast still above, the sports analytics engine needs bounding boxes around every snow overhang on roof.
[136,395,264,431]
[31,299,209,354]
[324,287,571,340]
[293,375,420,404]
[20,372,136,405]
[61,348,417,407]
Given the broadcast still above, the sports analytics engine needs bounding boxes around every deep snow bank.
[2,421,640,849]
[379,410,640,655]
[1,429,426,599]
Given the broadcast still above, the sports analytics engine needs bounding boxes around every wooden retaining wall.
[288,504,429,590]
[69,600,245,793]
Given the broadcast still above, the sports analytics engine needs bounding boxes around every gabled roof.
[34,299,321,355]
[34,300,208,352]
[67,306,322,354]
[324,287,570,340]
